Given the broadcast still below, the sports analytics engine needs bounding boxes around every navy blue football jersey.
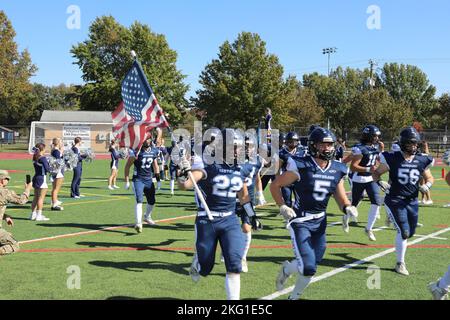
[380,151,434,198]
[351,143,381,182]
[286,155,348,215]
[279,146,307,172]
[239,156,264,203]
[192,156,249,214]
[131,147,159,181]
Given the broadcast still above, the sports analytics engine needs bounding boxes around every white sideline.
[260,227,450,300]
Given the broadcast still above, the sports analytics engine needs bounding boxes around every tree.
[71,16,188,126]
[351,88,413,139]
[303,67,367,136]
[379,63,437,126]
[0,11,37,124]
[432,93,450,129]
[24,84,80,123]
[193,32,285,129]
[278,77,324,131]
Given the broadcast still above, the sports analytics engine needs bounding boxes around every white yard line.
[260,227,450,300]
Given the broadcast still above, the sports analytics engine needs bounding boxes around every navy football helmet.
[361,125,381,144]
[399,127,421,155]
[308,124,322,135]
[308,128,337,161]
[285,131,300,149]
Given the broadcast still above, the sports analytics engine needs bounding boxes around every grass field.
[0,157,449,300]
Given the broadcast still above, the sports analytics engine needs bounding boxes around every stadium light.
[322,47,337,76]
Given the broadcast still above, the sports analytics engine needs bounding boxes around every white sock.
[135,203,143,225]
[289,274,312,299]
[242,232,252,260]
[366,205,380,230]
[37,210,43,217]
[285,260,300,276]
[145,204,154,219]
[396,233,407,264]
[157,181,161,189]
[438,266,450,290]
[225,273,240,300]
[170,180,175,193]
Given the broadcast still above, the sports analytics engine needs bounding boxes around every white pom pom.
[131,50,137,58]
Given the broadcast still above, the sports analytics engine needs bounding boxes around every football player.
[373,127,434,276]
[347,125,383,241]
[124,136,160,233]
[270,127,358,300]
[177,129,259,300]
[235,134,265,272]
[278,132,307,208]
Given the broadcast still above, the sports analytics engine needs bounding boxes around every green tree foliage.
[0,11,37,124]
[433,93,450,129]
[303,67,368,136]
[278,77,324,131]
[71,16,188,125]
[24,84,80,122]
[378,63,437,126]
[352,88,413,138]
[193,32,285,128]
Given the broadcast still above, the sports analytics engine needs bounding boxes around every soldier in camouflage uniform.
[0,170,32,256]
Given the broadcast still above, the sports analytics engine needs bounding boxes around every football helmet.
[361,125,381,144]
[399,127,421,155]
[308,128,337,161]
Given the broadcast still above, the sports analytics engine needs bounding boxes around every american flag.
[112,59,169,150]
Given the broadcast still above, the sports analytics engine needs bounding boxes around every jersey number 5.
[313,180,331,201]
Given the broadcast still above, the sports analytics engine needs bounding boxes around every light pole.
[322,47,337,76]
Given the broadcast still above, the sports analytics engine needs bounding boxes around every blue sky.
[2,0,450,98]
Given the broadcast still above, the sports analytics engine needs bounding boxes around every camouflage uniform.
[0,170,30,256]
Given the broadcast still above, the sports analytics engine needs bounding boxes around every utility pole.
[368,59,378,87]
[322,47,337,76]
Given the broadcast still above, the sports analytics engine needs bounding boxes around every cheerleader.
[50,138,64,211]
[108,140,120,190]
[30,143,51,221]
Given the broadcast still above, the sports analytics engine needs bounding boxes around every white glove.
[179,159,191,177]
[345,205,358,218]
[125,181,130,190]
[256,191,267,206]
[419,182,432,194]
[377,180,391,193]
[280,205,296,221]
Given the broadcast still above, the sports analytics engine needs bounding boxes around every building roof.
[0,125,14,132]
[40,110,112,123]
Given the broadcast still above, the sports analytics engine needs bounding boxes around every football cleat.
[134,224,143,233]
[428,281,449,300]
[29,212,37,221]
[144,218,156,225]
[276,261,292,291]
[365,229,376,241]
[108,185,114,190]
[113,185,120,189]
[51,206,64,211]
[342,214,350,233]
[241,258,248,273]
[395,262,409,276]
